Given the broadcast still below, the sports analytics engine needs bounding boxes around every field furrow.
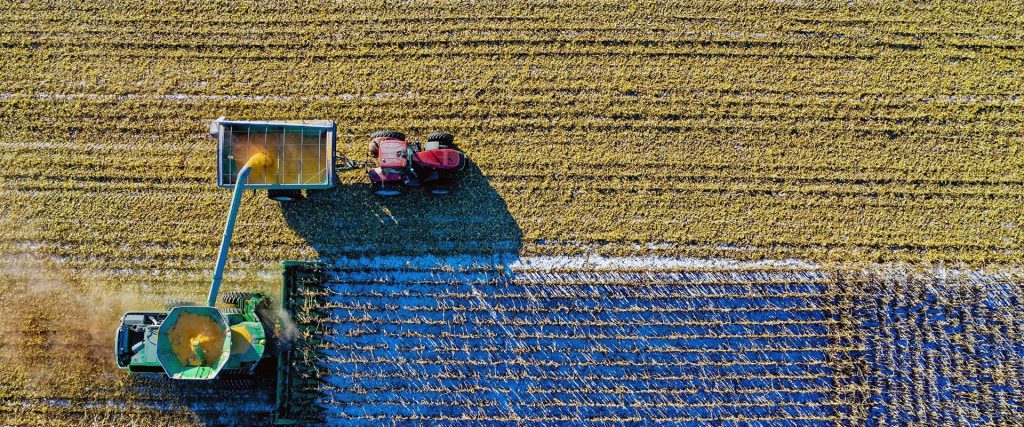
[2,1,1023,425]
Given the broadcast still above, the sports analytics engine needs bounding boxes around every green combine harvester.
[114,293,271,379]
[114,119,336,423]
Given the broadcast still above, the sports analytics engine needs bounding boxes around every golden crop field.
[1,1,1023,425]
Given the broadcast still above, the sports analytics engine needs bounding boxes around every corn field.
[1,1,1022,425]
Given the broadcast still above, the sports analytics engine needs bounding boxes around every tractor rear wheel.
[371,130,406,141]
[427,132,454,147]
[222,291,254,306]
[268,189,303,203]
[371,182,404,197]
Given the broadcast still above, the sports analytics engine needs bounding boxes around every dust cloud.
[0,252,151,395]
[272,307,299,342]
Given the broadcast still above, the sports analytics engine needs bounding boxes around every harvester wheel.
[255,304,284,356]
[427,132,454,146]
[371,182,404,197]
[371,130,405,141]
[165,299,197,310]
[268,189,304,203]
[221,291,254,306]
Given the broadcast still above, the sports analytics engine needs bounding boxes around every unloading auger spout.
[207,152,268,306]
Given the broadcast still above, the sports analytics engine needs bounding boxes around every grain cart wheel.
[427,132,455,147]
[165,299,198,310]
[221,291,254,306]
[268,189,304,203]
[371,182,404,197]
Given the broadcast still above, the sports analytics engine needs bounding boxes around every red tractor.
[367,131,467,196]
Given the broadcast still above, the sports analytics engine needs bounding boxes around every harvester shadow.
[153,362,278,425]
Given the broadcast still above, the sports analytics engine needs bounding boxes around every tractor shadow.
[271,161,522,424]
[281,161,523,260]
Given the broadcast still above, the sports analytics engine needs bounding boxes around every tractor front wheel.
[268,189,303,203]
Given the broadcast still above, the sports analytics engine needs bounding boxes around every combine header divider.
[274,261,328,425]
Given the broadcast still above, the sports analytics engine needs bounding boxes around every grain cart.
[114,119,336,381]
[212,118,337,202]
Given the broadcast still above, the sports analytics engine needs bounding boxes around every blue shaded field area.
[313,267,859,425]
[853,273,1024,426]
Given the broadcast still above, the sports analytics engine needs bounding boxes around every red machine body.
[414,149,462,169]
[376,139,408,169]
[366,132,467,195]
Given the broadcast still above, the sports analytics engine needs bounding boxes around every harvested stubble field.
[1,1,1023,425]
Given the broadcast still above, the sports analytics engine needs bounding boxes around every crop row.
[290,265,861,424]
[845,270,1024,426]
[6,187,1020,264]
[3,1,1023,425]
[279,266,1024,424]
[0,41,1017,85]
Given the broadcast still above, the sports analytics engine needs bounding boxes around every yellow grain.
[167,312,224,367]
